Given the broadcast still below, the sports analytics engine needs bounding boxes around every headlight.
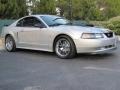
[81,33,104,39]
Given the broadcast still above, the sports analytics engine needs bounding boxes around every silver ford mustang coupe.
[1,15,117,59]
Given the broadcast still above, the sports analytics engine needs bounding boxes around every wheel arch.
[5,33,14,40]
[5,33,16,43]
[5,34,12,39]
[53,34,76,52]
[5,33,16,52]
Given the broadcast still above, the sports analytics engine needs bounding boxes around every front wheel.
[54,36,76,59]
[5,35,16,52]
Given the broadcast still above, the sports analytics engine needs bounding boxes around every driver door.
[17,16,47,49]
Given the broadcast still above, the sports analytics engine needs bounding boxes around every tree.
[56,0,68,17]
[31,0,56,14]
[57,0,120,20]
[97,0,120,20]
[0,0,28,19]
[1,0,120,20]
[16,0,28,18]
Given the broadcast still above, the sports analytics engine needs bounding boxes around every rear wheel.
[5,35,16,52]
[54,35,76,59]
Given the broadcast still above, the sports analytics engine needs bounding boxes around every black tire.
[54,35,76,59]
[5,35,16,52]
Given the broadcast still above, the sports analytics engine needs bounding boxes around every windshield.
[40,15,70,27]
[40,15,94,27]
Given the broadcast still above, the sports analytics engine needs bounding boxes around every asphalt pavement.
[0,42,120,90]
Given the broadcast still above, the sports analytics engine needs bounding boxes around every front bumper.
[87,46,117,54]
[75,37,117,54]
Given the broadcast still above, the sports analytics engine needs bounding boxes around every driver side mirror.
[86,24,94,27]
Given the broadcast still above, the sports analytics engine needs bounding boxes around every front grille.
[104,32,113,38]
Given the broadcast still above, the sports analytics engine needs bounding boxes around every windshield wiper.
[53,18,64,21]
[49,23,64,27]
[65,22,73,25]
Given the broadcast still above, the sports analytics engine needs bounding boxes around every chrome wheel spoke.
[6,38,13,51]
[56,38,71,57]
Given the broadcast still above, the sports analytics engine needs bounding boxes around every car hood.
[52,25,111,33]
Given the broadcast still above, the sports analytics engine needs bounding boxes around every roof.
[30,14,59,17]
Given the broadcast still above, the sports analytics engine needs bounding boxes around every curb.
[0,38,2,46]
[0,38,3,50]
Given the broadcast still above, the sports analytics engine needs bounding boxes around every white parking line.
[83,66,120,72]
[24,86,43,90]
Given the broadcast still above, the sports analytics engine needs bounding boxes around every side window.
[23,17,34,27]
[33,18,42,26]
[16,17,46,28]
[33,17,46,28]
[16,19,24,27]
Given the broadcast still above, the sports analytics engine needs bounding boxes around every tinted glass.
[40,15,70,27]
[23,17,34,27]
[16,17,45,27]
[16,19,24,27]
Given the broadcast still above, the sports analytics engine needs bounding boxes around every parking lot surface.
[0,43,120,90]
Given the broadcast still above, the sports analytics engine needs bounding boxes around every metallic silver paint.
[1,15,117,54]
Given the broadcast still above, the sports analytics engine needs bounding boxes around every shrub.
[90,16,120,35]
[105,20,120,35]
